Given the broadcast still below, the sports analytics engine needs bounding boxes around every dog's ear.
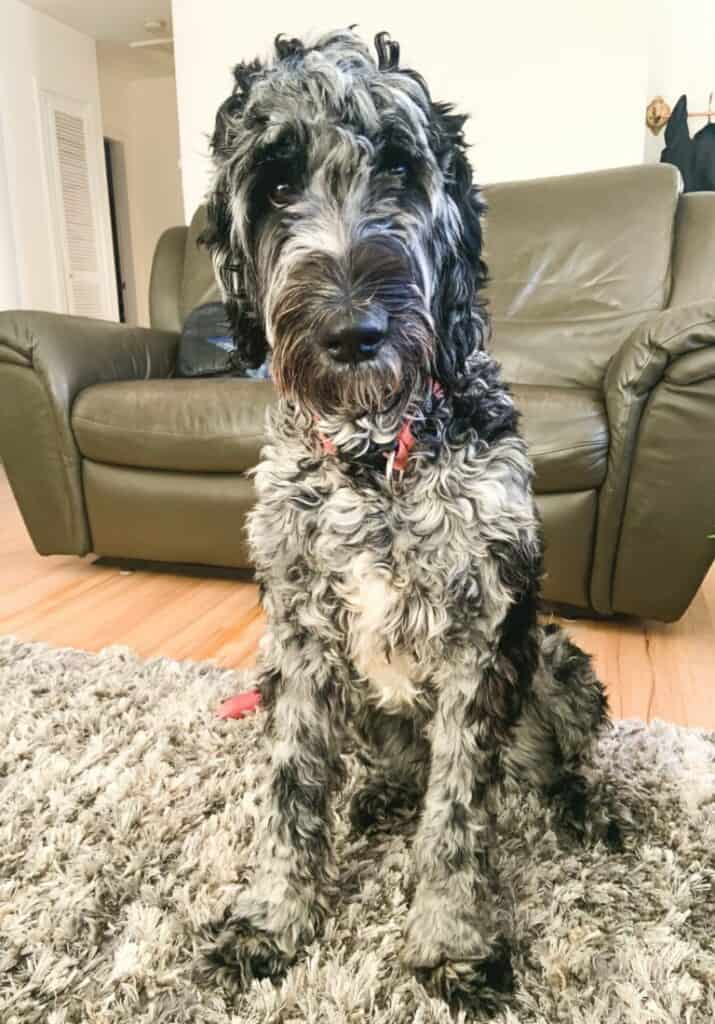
[200,60,268,370]
[430,102,488,388]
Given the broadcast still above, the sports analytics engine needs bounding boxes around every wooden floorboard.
[1,467,713,727]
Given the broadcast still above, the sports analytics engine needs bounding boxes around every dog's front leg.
[402,647,515,1007]
[200,630,346,990]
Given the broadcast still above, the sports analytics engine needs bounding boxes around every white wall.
[0,113,21,309]
[98,52,185,326]
[172,0,650,219]
[0,0,115,315]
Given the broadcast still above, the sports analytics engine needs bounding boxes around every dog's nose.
[321,311,387,363]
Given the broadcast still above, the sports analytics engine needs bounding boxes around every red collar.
[316,380,444,475]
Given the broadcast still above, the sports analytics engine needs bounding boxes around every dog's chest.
[253,441,512,708]
[341,551,422,709]
[319,482,452,710]
[253,461,437,707]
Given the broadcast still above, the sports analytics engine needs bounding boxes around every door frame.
[104,137,139,326]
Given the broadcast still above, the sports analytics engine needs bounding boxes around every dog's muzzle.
[266,233,434,414]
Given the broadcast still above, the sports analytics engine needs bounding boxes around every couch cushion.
[511,384,608,492]
[72,378,275,474]
[484,164,680,389]
[72,378,607,491]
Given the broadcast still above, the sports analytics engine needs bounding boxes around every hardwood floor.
[1,467,713,727]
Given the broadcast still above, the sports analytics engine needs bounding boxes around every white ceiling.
[21,0,172,44]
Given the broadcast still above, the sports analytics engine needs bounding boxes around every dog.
[198,28,611,1008]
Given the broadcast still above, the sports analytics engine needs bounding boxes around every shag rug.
[1,637,714,1024]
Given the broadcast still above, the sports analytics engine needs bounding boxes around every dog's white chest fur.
[343,552,419,709]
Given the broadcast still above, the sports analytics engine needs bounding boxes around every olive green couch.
[1,163,713,620]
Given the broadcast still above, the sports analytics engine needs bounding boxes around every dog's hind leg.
[537,623,609,760]
[349,702,430,833]
[502,623,616,843]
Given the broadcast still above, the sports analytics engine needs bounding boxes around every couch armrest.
[590,302,715,616]
[0,311,179,556]
[604,302,715,399]
[0,310,179,399]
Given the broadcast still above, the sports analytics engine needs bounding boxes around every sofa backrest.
[150,164,714,389]
[483,164,681,388]
[181,206,221,320]
[149,206,219,334]
[668,192,715,308]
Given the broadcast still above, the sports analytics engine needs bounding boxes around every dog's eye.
[269,182,297,207]
[379,144,411,176]
[379,148,414,186]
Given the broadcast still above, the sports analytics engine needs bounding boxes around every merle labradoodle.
[199,28,611,1008]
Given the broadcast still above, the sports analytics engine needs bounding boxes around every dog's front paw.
[402,901,513,1009]
[197,910,292,990]
[196,892,320,992]
[410,937,514,1009]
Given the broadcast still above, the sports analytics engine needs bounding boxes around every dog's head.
[203,29,487,418]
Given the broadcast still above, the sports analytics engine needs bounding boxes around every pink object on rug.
[216,689,261,719]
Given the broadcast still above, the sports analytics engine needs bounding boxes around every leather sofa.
[0,163,713,620]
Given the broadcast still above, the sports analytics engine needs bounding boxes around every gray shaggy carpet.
[1,636,714,1024]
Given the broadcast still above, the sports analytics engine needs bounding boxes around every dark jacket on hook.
[660,94,715,192]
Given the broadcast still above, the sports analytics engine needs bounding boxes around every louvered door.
[39,91,116,320]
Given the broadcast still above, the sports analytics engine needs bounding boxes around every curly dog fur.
[198,28,611,1009]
